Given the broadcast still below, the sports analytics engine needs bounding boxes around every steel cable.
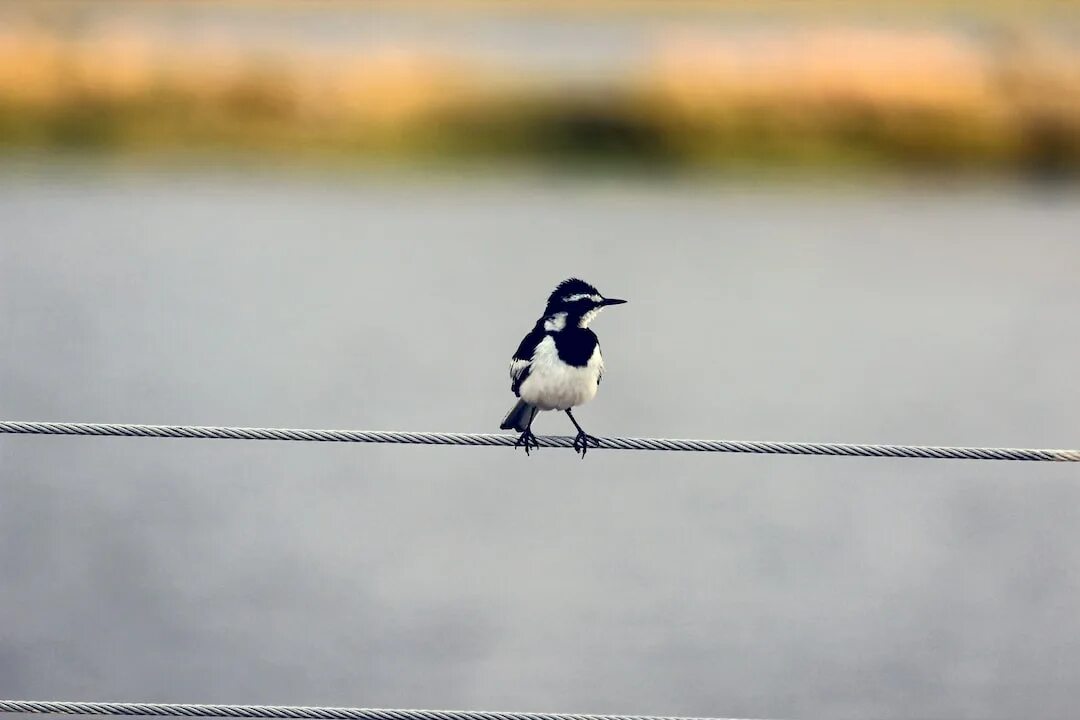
[1,420,1077,462]
[0,701,766,720]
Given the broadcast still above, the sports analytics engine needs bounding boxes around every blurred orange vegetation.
[645,28,1080,168]
[0,20,1078,172]
[0,23,478,126]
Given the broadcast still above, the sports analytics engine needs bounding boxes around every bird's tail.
[500,399,539,432]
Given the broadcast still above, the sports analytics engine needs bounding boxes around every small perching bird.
[500,278,627,457]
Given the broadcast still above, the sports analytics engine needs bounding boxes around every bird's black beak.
[601,297,627,306]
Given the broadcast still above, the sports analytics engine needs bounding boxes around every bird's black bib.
[552,328,599,367]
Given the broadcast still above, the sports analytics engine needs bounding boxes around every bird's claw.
[572,431,600,458]
[514,428,540,455]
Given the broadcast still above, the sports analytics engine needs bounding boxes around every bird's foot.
[572,430,600,458]
[514,428,540,456]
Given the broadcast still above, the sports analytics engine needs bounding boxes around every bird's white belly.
[518,336,603,411]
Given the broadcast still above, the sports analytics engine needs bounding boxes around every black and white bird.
[500,278,627,457]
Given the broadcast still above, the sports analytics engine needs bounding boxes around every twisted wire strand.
[0,701,764,720]
[1,420,1077,462]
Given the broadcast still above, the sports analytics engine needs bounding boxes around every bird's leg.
[565,408,599,458]
[514,413,540,456]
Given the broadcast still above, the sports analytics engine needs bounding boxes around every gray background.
[2,169,1080,719]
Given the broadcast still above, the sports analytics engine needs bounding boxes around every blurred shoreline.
[1,4,1078,177]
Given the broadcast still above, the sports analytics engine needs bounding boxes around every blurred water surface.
[2,167,1080,720]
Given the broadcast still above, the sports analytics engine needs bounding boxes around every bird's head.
[543,278,627,330]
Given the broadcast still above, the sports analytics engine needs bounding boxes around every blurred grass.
[0,15,1078,175]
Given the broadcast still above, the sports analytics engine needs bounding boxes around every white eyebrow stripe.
[563,293,603,302]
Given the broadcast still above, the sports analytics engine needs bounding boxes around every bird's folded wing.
[509,357,532,395]
[509,326,545,395]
